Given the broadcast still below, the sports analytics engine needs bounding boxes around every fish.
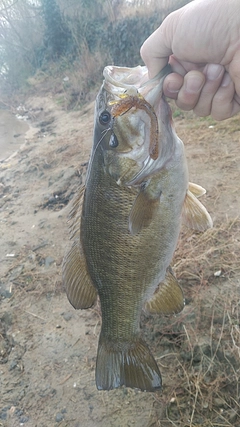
[62,64,213,392]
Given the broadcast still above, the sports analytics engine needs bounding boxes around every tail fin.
[95,334,162,392]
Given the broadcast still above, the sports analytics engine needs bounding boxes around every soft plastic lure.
[110,92,159,160]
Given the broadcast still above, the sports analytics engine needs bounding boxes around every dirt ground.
[0,91,239,427]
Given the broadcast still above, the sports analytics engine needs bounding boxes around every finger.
[169,56,207,75]
[174,71,206,111]
[140,29,170,78]
[211,72,240,120]
[168,56,187,76]
[234,93,240,105]
[193,64,225,117]
[140,16,174,78]
[163,73,184,100]
[229,49,240,99]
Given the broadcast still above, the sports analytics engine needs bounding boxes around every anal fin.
[182,189,213,231]
[96,334,162,392]
[62,241,97,309]
[145,267,184,315]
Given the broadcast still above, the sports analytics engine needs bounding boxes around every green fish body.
[63,65,212,392]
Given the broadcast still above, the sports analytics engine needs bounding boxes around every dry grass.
[139,210,240,425]
[152,217,240,426]
[174,218,240,284]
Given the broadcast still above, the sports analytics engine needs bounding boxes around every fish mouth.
[103,64,171,102]
[103,65,148,95]
[101,64,173,185]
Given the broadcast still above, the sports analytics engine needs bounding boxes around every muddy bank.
[0,109,30,162]
[0,95,239,426]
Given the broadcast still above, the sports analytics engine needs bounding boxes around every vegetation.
[0,0,190,105]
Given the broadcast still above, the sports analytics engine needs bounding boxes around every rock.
[9,360,18,371]
[192,345,202,363]
[61,312,73,322]
[15,408,24,416]
[55,412,64,422]
[0,288,12,299]
[9,264,24,281]
[0,410,7,420]
[180,350,192,362]
[44,256,55,268]
[227,409,238,424]
[213,397,226,408]
[19,416,29,423]
[38,386,56,398]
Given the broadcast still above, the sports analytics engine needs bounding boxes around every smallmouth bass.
[63,65,212,392]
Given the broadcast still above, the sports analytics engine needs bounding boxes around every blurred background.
[0,0,190,106]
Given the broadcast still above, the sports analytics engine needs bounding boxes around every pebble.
[62,312,73,321]
[228,409,237,423]
[0,289,12,298]
[0,410,7,420]
[45,256,55,267]
[55,412,64,422]
[9,264,24,281]
[15,408,24,416]
[9,360,18,371]
[213,397,226,408]
[1,312,12,326]
[20,415,29,423]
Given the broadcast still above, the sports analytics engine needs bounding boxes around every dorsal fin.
[188,182,206,198]
[182,190,213,231]
[68,185,85,240]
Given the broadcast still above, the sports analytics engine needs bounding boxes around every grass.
[175,218,240,282]
[155,218,240,426]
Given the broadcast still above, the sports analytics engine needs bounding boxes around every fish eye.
[109,134,118,148]
[99,110,111,125]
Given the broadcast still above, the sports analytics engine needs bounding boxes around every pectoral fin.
[129,189,159,235]
[145,267,184,315]
[182,189,213,231]
[62,241,97,309]
[188,182,206,198]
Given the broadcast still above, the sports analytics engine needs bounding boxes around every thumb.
[140,16,174,78]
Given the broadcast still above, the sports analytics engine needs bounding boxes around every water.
[0,109,29,161]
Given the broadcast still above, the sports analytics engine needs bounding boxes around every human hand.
[141,0,240,120]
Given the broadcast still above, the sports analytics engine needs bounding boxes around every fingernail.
[185,75,204,94]
[206,64,223,81]
[221,72,232,87]
[166,80,180,94]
